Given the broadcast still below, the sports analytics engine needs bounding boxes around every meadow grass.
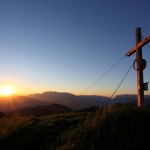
[57,105,150,150]
[0,112,88,150]
[0,106,150,150]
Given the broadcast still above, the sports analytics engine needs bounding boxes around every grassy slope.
[0,112,87,150]
[0,106,150,150]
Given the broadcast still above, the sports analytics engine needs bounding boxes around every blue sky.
[0,0,150,96]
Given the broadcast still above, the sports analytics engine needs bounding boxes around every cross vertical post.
[126,28,150,107]
[136,27,144,107]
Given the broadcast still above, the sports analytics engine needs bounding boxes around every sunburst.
[0,85,14,96]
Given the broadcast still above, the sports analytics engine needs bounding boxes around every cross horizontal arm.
[126,35,150,56]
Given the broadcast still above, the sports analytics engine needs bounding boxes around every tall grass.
[0,116,30,139]
[57,106,150,150]
[0,106,150,150]
[0,112,87,150]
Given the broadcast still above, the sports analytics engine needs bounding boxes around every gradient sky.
[0,0,150,96]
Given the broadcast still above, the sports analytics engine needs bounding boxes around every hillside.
[0,106,150,150]
[7,104,72,116]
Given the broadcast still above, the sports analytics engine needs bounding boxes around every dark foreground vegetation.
[0,105,150,150]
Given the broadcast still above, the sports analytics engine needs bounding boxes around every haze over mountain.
[0,91,108,112]
[1,91,150,112]
[111,94,150,105]
[0,95,49,112]
[28,91,108,110]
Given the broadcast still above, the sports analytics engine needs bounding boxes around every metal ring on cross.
[133,59,147,71]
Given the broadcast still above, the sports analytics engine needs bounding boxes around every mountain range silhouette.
[0,91,150,112]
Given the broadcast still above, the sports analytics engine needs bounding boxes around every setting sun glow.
[0,85,14,96]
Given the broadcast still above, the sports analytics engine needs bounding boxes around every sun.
[0,85,14,96]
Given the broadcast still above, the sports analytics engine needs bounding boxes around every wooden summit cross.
[126,27,150,107]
